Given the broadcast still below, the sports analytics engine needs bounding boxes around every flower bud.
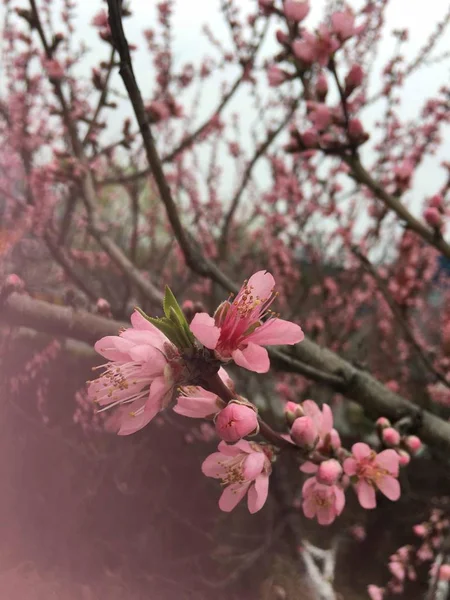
[96,297,112,316]
[424,207,443,228]
[4,273,25,293]
[405,435,422,454]
[315,72,328,101]
[290,415,318,448]
[413,524,427,537]
[382,427,401,447]
[284,0,310,22]
[317,459,343,485]
[329,428,342,450]
[344,65,364,96]
[215,401,258,443]
[376,416,391,429]
[268,65,287,87]
[439,565,450,581]
[397,449,410,467]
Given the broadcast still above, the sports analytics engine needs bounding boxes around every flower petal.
[219,483,250,512]
[343,457,357,476]
[94,336,134,361]
[243,452,266,480]
[377,475,400,502]
[247,270,275,300]
[190,313,221,349]
[247,475,269,513]
[352,442,372,460]
[248,318,304,346]
[232,343,270,373]
[376,449,400,477]
[202,453,228,478]
[356,480,376,509]
[300,461,319,474]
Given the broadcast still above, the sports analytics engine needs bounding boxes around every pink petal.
[376,449,400,476]
[234,439,254,454]
[219,483,250,512]
[356,480,376,509]
[317,505,335,525]
[377,475,400,502]
[352,442,372,460]
[190,313,221,349]
[343,457,357,476]
[321,403,333,434]
[302,400,322,428]
[335,486,346,515]
[247,270,275,301]
[232,343,270,373]
[117,398,159,435]
[218,440,246,456]
[247,318,304,346]
[202,453,228,478]
[94,336,134,361]
[302,497,317,519]
[173,393,221,419]
[247,475,269,513]
[302,476,316,495]
[243,452,266,480]
[128,344,165,367]
[147,375,171,412]
[300,461,319,474]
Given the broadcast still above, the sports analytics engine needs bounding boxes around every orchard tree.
[1,0,450,598]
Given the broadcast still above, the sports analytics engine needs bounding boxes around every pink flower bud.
[315,72,328,101]
[317,459,343,485]
[331,11,356,42]
[348,118,365,141]
[301,127,319,148]
[4,273,25,292]
[424,207,442,228]
[429,194,443,209]
[329,428,342,449]
[215,402,258,443]
[268,65,287,87]
[368,585,385,600]
[382,427,400,447]
[284,0,310,22]
[389,561,405,581]
[310,104,331,130]
[96,297,111,315]
[290,416,318,448]
[276,29,289,45]
[292,39,315,64]
[439,565,450,581]
[376,417,391,429]
[405,435,422,454]
[397,449,410,467]
[345,65,364,95]
[413,524,427,537]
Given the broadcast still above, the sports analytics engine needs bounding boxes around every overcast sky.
[1,0,449,228]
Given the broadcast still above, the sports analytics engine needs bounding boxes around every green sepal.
[163,286,184,321]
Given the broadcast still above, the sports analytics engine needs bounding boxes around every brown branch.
[3,292,450,455]
[352,246,450,389]
[218,99,300,256]
[342,154,450,260]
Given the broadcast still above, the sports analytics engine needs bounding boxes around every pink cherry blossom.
[284,0,310,22]
[343,443,401,509]
[190,271,304,373]
[302,476,345,525]
[317,459,343,485]
[173,367,229,419]
[202,440,272,513]
[367,585,385,600]
[215,401,259,442]
[268,65,287,87]
[330,11,356,42]
[382,427,400,446]
[88,310,188,435]
[290,415,318,448]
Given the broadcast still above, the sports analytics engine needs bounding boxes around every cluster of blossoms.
[368,508,450,599]
[87,271,420,521]
[263,1,369,154]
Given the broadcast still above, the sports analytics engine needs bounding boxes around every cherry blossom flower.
[343,443,401,509]
[284,0,310,22]
[202,440,272,513]
[302,476,345,525]
[367,585,385,600]
[174,367,230,419]
[88,310,188,435]
[215,401,259,442]
[190,271,304,373]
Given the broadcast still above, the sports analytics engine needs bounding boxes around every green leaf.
[163,286,184,321]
